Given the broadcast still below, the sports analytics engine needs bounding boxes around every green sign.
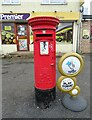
[4,26,11,31]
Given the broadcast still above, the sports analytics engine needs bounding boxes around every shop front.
[0,12,80,54]
[0,13,30,54]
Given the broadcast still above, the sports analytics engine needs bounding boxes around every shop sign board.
[0,13,30,20]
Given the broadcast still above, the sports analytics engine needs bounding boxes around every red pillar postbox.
[28,16,59,108]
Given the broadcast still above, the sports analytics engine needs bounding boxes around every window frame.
[2,0,21,5]
[41,0,67,5]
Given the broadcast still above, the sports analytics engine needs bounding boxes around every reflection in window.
[56,23,73,44]
[1,23,16,44]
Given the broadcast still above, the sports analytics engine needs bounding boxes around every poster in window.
[4,26,11,31]
[18,25,27,36]
[19,39,28,50]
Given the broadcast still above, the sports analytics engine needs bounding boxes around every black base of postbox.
[35,87,56,109]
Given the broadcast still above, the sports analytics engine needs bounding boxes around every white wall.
[56,44,73,53]
[2,45,17,54]
[0,1,2,13]
[83,0,91,15]
[1,0,80,13]
[29,44,34,52]
[0,44,2,55]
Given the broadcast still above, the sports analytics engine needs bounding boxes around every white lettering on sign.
[0,14,23,20]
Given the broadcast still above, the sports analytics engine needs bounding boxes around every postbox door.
[34,39,56,90]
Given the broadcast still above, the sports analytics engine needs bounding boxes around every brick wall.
[80,20,91,53]
[80,40,90,53]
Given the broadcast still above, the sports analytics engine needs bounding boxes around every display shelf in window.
[1,30,16,44]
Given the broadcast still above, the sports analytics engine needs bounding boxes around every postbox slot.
[36,34,52,37]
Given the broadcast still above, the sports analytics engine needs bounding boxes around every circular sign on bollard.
[57,76,76,92]
[69,85,80,96]
[58,53,84,77]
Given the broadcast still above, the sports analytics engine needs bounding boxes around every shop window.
[56,22,73,44]
[42,0,67,4]
[1,23,16,44]
[2,0,20,4]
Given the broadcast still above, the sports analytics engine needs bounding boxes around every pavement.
[1,53,91,119]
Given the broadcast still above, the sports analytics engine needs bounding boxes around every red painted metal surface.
[28,16,59,90]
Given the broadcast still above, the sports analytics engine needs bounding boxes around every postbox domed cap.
[28,16,60,30]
